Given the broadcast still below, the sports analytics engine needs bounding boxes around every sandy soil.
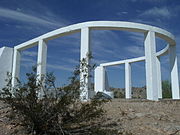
[104,99,180,135]
[0,99,180,135]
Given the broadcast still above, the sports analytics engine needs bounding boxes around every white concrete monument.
[0,47,13,90]
[0,21,179,101]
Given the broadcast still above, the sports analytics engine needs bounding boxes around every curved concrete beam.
[15,21,175,50]
[100,44,169,67]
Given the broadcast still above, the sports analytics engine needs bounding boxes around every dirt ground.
[104,99,180,135]
[0,99,180,135]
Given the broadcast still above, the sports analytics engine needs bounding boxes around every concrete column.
[125,62,132,99]
[0,47,13,90]
[105,69,110,91]
[156,57,162,99]
[144,31,158,101]
[94,66,105,93]
[80,27,91,100]
[12,49,21,88]
[37,39,47,81]
[169,45,180,99]
[125,62,132,98]
[37,39,47,98]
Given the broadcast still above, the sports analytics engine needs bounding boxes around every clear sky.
[0,0,180,88]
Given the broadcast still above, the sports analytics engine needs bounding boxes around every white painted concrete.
[0,48,3,56]
[0,47,13,90]
[103,91,114,98]
[156,44,169,57]
[169,46,180,99]
[12,49,21,88]
[94,66,110,92]
[100,44,169,67]
[37,39,47,81]
[0,21,177,101]
[125,62,132,99]
[144,31,158,101]
[156,57,162,99]
[94,66,113,98]
[94,66,105,93]
[80,27,91,100]
[37,39,47,98]
[105,70,110,91]
[15,21,175,50]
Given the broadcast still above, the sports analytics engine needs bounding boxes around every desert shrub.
[110,88,125,98]
[0,54,117,135]
[114,90,125,98]
[162,80,172,98]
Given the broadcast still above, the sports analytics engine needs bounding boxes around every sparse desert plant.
[114,89,125,98]
[162,80,172,98]
[0,54,117,135]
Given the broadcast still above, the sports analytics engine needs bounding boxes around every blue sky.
[0,0,180,88]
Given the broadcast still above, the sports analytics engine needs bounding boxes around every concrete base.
[103,91,114,98]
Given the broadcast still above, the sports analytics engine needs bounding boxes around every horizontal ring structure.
[14,21,176,50]
[100,44,170,67]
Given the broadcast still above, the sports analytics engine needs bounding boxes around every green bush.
[162,80,172,98]
[0,55,117,135]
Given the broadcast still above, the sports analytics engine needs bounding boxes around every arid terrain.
[0,99,180,135]
[104,99,180,135]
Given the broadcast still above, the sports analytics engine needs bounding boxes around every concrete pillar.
[0,47,13,90]
[144,31,158,101]
[156,57,162,99]
[37,39,47,98]
[125,62,132,99]
[105,69,110,91]
[80,27,91,100]
[94,66,114,98]
[169,45,180,99]
[94,66,105,93]
[12,49,21,88]
[37,39,47,81]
